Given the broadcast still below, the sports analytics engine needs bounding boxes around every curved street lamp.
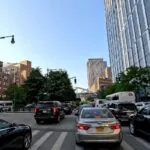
[0,35,15,44]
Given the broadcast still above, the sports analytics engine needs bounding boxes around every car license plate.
[96,127,104,132]
[43,110,47,113]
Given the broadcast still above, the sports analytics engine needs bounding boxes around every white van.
[0,101,13,111]
[106,92,135,103]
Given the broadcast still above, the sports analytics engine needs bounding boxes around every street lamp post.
[0,35,15,44]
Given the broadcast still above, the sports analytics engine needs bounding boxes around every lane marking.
[31,131,53,150]
[121,140,134,150]
[75,145,84,150]
[32,130,40,137]
[51,132,68,150]
[134,136,150,149]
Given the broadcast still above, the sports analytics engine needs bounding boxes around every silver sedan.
[75,107,123,147]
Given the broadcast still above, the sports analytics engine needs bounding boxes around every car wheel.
[56,115,60,123]
[76,139,81,146]
[36,119,41,124]
[129,121,136,135]
[22,132,32,150]
[113,142,121,148]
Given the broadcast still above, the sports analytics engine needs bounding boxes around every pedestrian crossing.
[30,129,150,150]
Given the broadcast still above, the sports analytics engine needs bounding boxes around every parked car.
[34,101,65,124]
[62,103,72,115]
[108,102,137,123]
[75,107,122,147]
[129,106,150,138]
[0,104,4,112]
[0,119,32,150]
[135,102,150,111]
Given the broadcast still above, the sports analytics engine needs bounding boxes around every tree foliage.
[23,67,45,103]
[5,84,26,105]
[5,67,76,104]
[97,66,150,99]
[44,70,76,101]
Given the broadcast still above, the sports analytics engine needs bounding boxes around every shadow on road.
[81,143,122,150]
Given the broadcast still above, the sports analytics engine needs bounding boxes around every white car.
[135,102,150,111]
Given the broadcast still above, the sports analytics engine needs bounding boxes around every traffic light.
[74,78,77,84]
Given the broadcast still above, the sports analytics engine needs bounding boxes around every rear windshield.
[79,105,92,113]
[145,102,150,105]
[37,103,54,108]
[118,104,137,110]
[81,109,114,119]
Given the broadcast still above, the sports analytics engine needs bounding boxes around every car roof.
[112,102,135,105]
[82,107,106,110]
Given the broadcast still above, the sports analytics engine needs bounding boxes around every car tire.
[76,140,81,146]
[113,142,121,148]
[56,115,60,123]
[22,132,32,150]
[36,119,41,124]
[129,120,136,135]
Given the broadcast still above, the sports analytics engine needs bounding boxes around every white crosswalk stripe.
[31,131,53,150]
[51,132,68,150]
[29,129,150,150]
[32,130,40,137]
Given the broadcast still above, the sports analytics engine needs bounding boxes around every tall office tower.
[104,0,150,81]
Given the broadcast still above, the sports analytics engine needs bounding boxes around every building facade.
[87,58,107,90]
[87,58,112,92]
[104,0,150,81]
[0,60,32,97]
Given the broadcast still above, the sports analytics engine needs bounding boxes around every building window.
[137,38,143,59]
[125,0,131,16]
[143,0,150,28]
[145,53,150,66]
[130,0,135,11]
[142,30,150,55]
[128,16,135,45]
[132,7,141,40]
[137,0,147,33]
[139,58,145,67]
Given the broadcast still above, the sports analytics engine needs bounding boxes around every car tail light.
[111,123,121,130]
[76,123,91,130]
[34,106,39,113]
[53,107,57,113]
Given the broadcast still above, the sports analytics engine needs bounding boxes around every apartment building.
[0,60,32,97]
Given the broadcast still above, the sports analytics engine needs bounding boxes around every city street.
[0,113,150,150]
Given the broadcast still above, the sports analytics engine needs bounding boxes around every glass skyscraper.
[104,0,150,81]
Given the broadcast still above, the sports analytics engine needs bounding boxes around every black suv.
[34,101,65,124]
[129,106,150,138]
[108,102,137,123]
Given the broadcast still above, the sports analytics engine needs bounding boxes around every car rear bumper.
[75,131,123,143]
[34,115,56,120]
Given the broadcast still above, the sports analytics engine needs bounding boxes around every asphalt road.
[0,112,150,150]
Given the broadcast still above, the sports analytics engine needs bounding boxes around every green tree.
[24,67,45,103]
[5,84,26,105]
[44,70,76,101]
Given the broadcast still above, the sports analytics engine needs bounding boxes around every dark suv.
[129,106,150,137]
[34,101,65,124]
[108,102,137,123]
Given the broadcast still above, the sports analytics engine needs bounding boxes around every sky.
[0,0,109,89]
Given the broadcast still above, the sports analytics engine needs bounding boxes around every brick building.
[0,60,32,97]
